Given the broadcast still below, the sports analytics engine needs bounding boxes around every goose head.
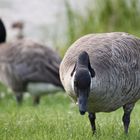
[0,19,6,43]
[11,21,24,39]
[71,51,95,115]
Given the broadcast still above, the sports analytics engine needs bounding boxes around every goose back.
[0,39,62,92]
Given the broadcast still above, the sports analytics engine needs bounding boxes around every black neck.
[0,19,6,43]
[71,51,95,78]
[77,51,89,68]
[77,51,95,78]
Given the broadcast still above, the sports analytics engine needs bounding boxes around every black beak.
[78,92,88,115]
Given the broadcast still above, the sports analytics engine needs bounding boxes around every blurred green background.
[1,0,140,55]
[61,0,140,55]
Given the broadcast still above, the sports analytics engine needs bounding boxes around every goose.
[11,21,24,39]
[0,19,63,104]
[60,32,140,134]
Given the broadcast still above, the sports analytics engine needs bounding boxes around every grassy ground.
[0,92,140,140]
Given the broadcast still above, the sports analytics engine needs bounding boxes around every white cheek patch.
[89,71,93,90]
[90,77,93,90]
[71,71,76,91]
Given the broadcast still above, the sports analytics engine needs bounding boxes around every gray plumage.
[60,32,140,133]
[0,39,63,104]
[0,19,63,104]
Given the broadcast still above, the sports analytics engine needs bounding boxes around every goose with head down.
[60,32,140,134]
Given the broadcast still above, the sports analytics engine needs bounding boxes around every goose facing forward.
[0,19,63,104]
[60,32,140,133]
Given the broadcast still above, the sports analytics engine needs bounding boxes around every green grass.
[1,92,140,140]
